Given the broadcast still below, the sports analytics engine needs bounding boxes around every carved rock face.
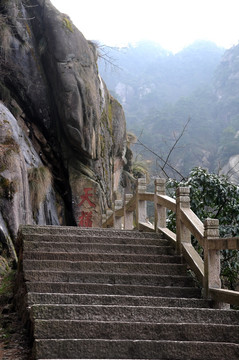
[0,0,127,238]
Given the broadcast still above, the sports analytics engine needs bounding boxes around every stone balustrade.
[102,177,239,306]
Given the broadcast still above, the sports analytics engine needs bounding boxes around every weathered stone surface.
[23,241,175,255]
[27,293,210,308]
[23,259,187,275]
[17,226,239,360]
[23,251,181,263]
[20,225,163,238]
[24,270,194,287]
[34,320,239,343]
[22,232,169,245]
[34,339,239,360]
[0,0,127,246]
[26,281,202,298]
[31,304,239,324]
[0,103,59,240]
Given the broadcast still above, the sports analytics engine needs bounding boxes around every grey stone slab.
[21,225,162,238]
[23,233,168,245]
[27,293,210,308]
[34,339,239,360]
[23,260,187,276]
[17,225,239,360]
[34,320,239,343]
[24,270,195,287]
[26,282,201,298]
[23,251,182,263]
[23,241,174,255]
[31,304,239,324]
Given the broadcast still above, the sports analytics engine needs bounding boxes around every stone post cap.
[176,187,190,196]
[204,218,219,227]
[204,218,219,238]
[137,177,147,193]
[154,178,166,185]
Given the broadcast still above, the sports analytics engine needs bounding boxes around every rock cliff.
[0,0,127,254]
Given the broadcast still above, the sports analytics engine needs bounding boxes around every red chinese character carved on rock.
[79,188,96,208]
[78,211,93,227]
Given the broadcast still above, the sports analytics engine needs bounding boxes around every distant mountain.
[99,40,233,177]
[99,40,224,110]
[213,44,239,167]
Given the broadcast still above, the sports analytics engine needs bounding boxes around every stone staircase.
[16,225,239,359]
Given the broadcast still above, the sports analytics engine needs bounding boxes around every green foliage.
[0,267,15,303]
[28,166,52,217]
[0,175,16,200]
[62,16,73,33]
[167,167,239,289]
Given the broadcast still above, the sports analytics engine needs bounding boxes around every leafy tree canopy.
[167,167,239,289]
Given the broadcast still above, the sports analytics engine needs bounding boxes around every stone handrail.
[102,177,239,307]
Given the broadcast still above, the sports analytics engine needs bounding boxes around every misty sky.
[51,0,239,53]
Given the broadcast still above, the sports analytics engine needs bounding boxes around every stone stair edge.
[23,242,175,255]
[33,320,239,343]
[24,270,194,284]
[22,233,166,240]
[26,292,204,301]
[26,282,201,292]
[26,292,209,307]
[29,303,239,313]
[20,225,163,237]
[30,304,239,325]
[24,270,191,277]
[34,339,239,360]
[23,252,181,263]
[26,283,201,300]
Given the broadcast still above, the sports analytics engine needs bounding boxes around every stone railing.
[102,177,239,306]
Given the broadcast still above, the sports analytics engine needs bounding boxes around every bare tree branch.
[133,119,190,180]
[93,42,122,71]
[224,158,239,180]
[135,138,185,180]
[162,117,190,172]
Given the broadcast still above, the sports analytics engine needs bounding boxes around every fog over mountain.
[99,40,239,178]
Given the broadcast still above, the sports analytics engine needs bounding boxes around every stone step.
[27,293,210,308]
[23,251,182,264]
[27,282,201,298]
[23,260,187,275]
[23,233,168,246]
[34,320,239,343]
[23,241,175,255]
[31,304,239,324]
[24,271,195,287]
[21,225,162,239]
[34,339,239,360]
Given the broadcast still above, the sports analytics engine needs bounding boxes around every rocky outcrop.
[0,0,127,251]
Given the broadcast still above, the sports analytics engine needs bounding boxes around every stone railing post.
[176,187,191,254]
[136,177,147,229]
[114,200,123,229]
[204,218,221,298]
[154,178,166,232]
[124,194,134,230]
